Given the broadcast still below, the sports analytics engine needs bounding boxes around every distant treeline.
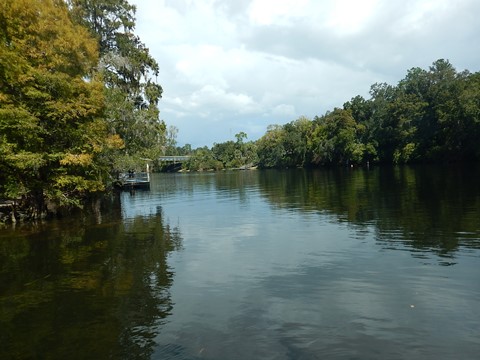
[176,59,480,171]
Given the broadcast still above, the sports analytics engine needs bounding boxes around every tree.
[185,147,221,171]
[366,82,401,162]
[0,0,122,217]
[256,125,287,168]
[164,125,179,155]
[283,117,313,167]
[460,72,480,159]
[394,60,478,162]
[311,109,364,165]
[212,141,236,169]
[67,0,165,166]
[424,60,468,160]
[235,131,247,144]
[210,132,257,169]
[233,132,256,168]
[242,141,259,168]
[343,95,373,125]
[177,143,192,156]
[343,96,377,162]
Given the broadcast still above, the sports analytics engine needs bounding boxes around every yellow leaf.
[60,153,93,166]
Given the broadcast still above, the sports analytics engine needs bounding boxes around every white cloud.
[272,104,296,117]
[324,0,380,35]
[191,85,259,114]
[396,0,453,34]
[131,0,480,147]
[248,0,309,25]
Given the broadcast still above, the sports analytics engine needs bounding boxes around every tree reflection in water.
[257,165,480,259]
[0,205,182,360]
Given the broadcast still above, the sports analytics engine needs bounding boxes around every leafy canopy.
[0,0,122,212]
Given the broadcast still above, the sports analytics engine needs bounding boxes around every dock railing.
[119,171,150,189]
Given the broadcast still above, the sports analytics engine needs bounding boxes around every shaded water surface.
[1,166,480,359]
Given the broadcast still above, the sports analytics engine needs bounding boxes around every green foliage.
[282,117,313,167]
[256,118,313,168]
[212,140,238,168]
[185,147,222,171]
[310,109,363,165]
[257,125,287,168]
[255,59,480,168]
[181,132,258,171]
[0,0,123,215]
[67,0,166,160]
[164,125,179,155]
[209,132,258,169]
[128,58,480,173]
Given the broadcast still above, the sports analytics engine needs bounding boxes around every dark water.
[1,166,480,359]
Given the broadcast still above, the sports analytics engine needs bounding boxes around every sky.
[130,0,480,148]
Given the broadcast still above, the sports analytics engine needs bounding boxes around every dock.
[118,171,150,190]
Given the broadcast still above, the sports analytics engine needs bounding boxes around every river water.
[1,166,480,359]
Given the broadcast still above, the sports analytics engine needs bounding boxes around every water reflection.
[256,165,480,258]
[1,166,480,359]
[0,205,182,359]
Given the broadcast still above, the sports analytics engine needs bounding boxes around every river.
[1,166,480,359]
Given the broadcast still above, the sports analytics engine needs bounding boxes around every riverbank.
[0,193,121,225]
[0,200,17,223]
[0,198,65,224]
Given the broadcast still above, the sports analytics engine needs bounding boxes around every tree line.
[2,1,479,219]
[1,0,166,218]
[178,59,480,171]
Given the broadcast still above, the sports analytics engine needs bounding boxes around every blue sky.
[130,0,480,148]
